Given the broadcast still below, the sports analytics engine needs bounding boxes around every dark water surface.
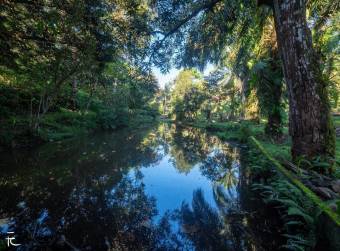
[0,124,280,250]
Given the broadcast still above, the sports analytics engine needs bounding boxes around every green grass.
[333,116,340,127]
[0,107,160,148]
[190,119,291,160]
[191,116,339,163]
[258,140,291,160]
[38,109,97,141]
[0,108,99,146]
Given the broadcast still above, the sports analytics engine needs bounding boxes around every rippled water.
[0,124,280,250]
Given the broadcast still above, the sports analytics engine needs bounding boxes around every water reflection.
[0,124,278,250]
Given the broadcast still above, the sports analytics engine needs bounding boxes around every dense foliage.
[0,0,158,146]
[0,1,339,250]
[153,0,339,163]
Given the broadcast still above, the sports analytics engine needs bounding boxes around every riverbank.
[0,66,159,151]
[184,118,340,168]
[0,108,158,150]
[182,118,340,250]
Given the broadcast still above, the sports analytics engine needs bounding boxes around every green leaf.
[287,207,314,225]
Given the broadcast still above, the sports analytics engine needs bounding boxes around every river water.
[0,124,281,250]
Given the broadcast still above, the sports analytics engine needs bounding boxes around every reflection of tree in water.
[0,125,276,250]
[176,189,258,251]
[200,149,239,191]
[0,128,179,250]
[163,124,240,191]
[176,189,227,250]
[61,172,157,250]
[1,171,186,250]
[165,125,214,173]
[160,126,258,250]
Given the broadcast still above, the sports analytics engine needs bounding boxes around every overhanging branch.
[150,0,223,64]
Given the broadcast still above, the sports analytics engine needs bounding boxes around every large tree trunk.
[272,0,335,161]
[265,106,282,139]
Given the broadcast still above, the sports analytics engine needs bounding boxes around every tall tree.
[170,69,205,121]
[271,0,335,160]
[151,0,336,162]
[0,0,154,129]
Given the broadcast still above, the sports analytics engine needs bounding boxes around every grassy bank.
[186,117,339,164]
[200,118,339,180]
[185,119,291,160]
[0,107,158,149]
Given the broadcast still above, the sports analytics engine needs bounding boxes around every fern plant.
[253,177,321,251]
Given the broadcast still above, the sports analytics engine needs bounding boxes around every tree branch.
[150,0,223,64]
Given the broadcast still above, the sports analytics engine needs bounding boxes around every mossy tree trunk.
[265,106,282,139]
[272,0,335,161]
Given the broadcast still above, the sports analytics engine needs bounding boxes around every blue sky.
[152,63,215,89]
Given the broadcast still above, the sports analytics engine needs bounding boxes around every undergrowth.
[0,107,158,147]
[253,178,320,251]
[189,118,339,250]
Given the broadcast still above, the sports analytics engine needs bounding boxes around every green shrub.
[96,108,119,130]
[238,123,252,143]
[253,178,319,251]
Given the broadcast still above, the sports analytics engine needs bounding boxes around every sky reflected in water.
[0,124,280,250]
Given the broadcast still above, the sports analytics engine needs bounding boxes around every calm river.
[0,124,281,250]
